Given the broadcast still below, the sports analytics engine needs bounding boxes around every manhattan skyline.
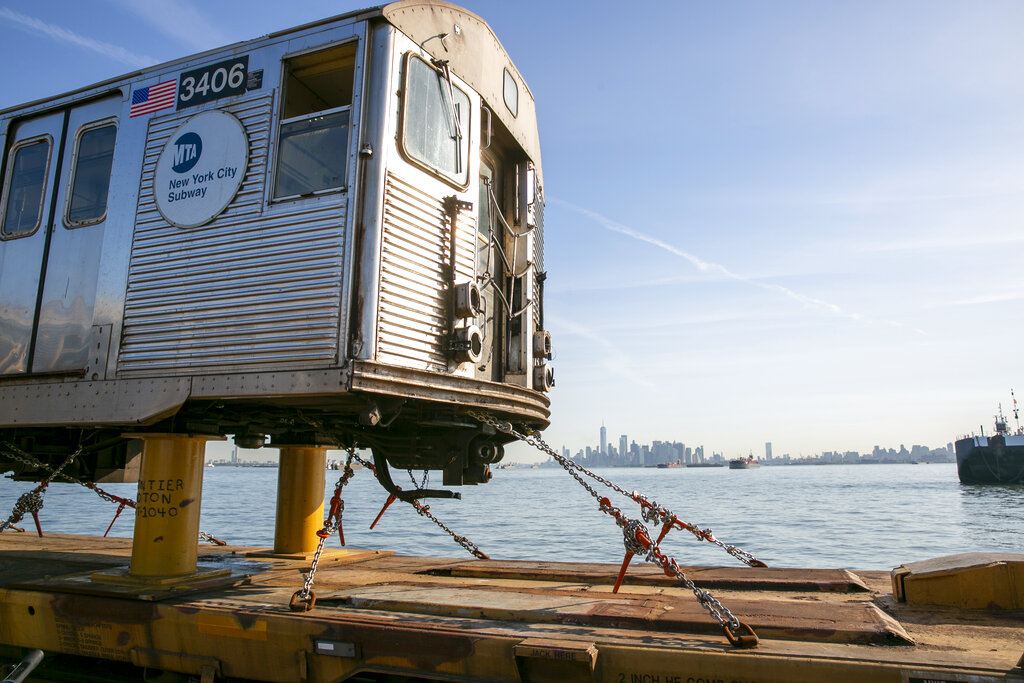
[554,425,953,469]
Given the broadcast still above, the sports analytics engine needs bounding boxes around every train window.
[400,54,471,187]
[1,136,51,238]
[503,68,518,118]
[66,122,117,227]
[273,43,356,199]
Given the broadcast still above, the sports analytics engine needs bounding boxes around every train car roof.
[0,0,542,183]
[382,1,543,183]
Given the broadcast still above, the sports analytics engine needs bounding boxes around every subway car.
[0,0,551,488]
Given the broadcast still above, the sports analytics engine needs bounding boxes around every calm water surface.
[2,462,1021,570]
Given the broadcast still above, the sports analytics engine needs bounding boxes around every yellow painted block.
[196,613,268,641]
[892,553,1024,609]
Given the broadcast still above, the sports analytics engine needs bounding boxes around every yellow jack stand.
[91,433,232,591]
[272,445,327,556]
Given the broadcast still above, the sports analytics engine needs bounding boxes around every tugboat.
[729,454,761,469]
[955,392,1024,484]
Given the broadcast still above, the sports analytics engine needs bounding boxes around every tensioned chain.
[292,447,488,612]
[466,413,763,567]
[198,531,227,546]
[468,410,755,641]
[0,444,83,533]
[597,496,741,633]
[352,453,487,560]
[2,442,131,505]
[293,448,359,611]
[408,468,429,490]
[0,441,225,543]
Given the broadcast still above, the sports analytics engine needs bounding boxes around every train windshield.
[401,54,470,187]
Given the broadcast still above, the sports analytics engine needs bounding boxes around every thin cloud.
[553,197,925,335]
[109,1,230,53]
[865,232,1024,253]
[0,8,155,67]
[942,292,1022,308]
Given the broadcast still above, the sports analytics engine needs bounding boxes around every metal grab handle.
[3,649,44,683]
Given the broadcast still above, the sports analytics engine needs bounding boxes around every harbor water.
[2,462,1021,570]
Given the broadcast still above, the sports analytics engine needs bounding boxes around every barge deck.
[1,533,1022,682]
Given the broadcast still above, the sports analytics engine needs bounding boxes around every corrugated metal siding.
[377,171,474,371]
[118,95,346,375]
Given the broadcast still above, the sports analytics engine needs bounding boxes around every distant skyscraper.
[765,442,773,461]
[600,424,607,455]
[619,435,627,460]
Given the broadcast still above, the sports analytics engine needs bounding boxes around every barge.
[1,533,1023,682]
[956,400,1024,484]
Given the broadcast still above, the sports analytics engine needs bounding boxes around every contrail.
[553,198,924,334]
[0,8,155,67]
[545,313,657,391]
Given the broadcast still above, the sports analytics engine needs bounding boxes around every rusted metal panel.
[349,359,550,425]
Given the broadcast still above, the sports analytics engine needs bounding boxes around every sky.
[0,1,1021,461]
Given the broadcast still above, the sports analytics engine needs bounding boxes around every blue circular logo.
[171,132,202,173]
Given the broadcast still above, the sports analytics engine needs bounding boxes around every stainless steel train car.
[0,1,551,487]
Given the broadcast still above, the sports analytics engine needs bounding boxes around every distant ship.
[955,394,1024,484]
[729,455,761,470]
[656,461,683,469]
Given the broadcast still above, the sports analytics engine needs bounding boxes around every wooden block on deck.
[423,559,871,592]
[319,581,912,644]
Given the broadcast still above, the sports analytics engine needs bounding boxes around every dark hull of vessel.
[729,459,760,469]
[955,434,1024,484]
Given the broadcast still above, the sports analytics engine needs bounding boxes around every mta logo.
[171,132,203,173]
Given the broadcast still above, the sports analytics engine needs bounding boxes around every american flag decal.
[129,80,177,118]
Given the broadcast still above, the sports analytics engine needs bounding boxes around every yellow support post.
[273,446,327,555]
[127,433,220,578]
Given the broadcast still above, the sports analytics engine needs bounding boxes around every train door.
[0,95,119,375]
[475,155,505,382]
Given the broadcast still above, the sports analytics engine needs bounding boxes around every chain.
[408,468,429,490]
[467,413,764,567]
[631,490,765,567]
[468,410,758,646]
[292,448,359,612]
[1,488,45,533]
[410,500,488,559]
[0,441,226,544]
[0,444,83,534]
[596,495,742,632]
[353,453,487,560]
[2,441,129,503]
[1,442,81,485]
[198,531,226,546]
